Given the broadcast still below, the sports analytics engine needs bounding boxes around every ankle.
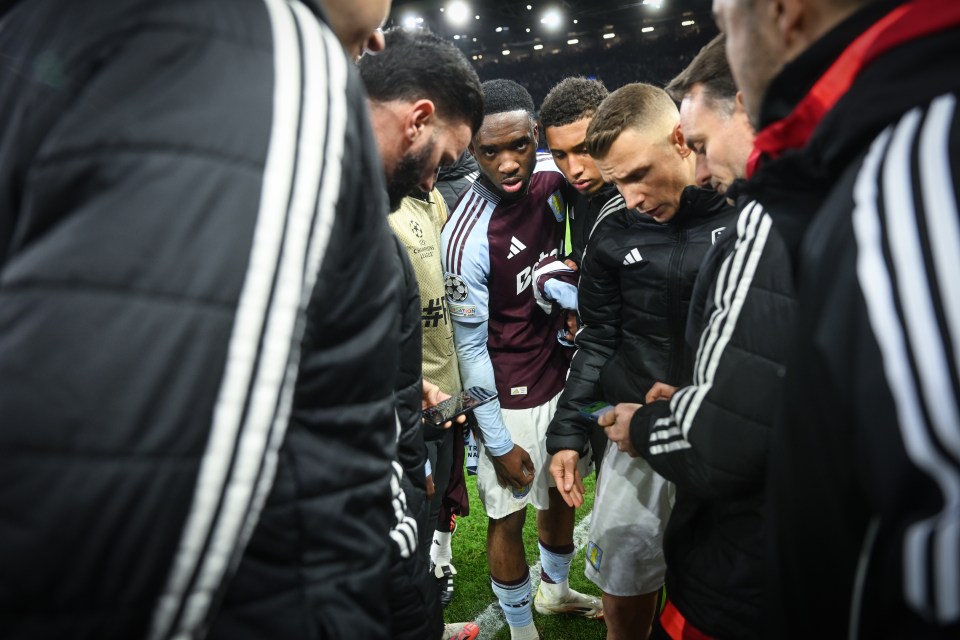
[432,531,453,565]
[538,579,570,600]
[509,621,539,640]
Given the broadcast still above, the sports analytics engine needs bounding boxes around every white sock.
[491,574,534,630]
[432,530,452,566]
[510,621,539,640]
[538,541,574,584]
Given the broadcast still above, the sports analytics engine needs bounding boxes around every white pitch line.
[474,511,594,639]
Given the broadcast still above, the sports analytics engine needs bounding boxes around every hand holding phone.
[422,386,498,427]
[579,401,614,422]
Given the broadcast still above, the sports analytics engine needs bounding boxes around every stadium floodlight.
[641,26,655,32]
[540,8,562,30]
[642,0,663,7]
[527,4,532,9]
[681,19,695,26]
[502,49,511,55]
[567,38,579,45]
[401,14,419,29]
[496,26,503,32]
[446,1,470,27]
[534,43,544,50]
[603,32,616,39]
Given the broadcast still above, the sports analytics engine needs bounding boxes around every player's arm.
[626,205,796,499]
[452,319,534,490]
[547,224,623,507]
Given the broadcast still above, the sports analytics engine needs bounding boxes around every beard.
[386,138,436,212]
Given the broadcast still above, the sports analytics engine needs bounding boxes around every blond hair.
[585,83,679,158]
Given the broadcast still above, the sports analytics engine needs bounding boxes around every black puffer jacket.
[435,150,479,212]
[565,184,620,268]
[546,187,736,457]
[386,235,441,640]
[626,197,798,639]
[0,1,400,638]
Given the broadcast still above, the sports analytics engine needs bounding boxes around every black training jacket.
[546,187,736,458]
[750,0,960,637]
[0,1,401,638]
[565,184,620,269]
[626,196,799,639]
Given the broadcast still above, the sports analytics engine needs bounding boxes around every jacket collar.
[748,0,960,176]
[675,186,730,224]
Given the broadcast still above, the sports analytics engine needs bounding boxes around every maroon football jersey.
[442,158,570,409]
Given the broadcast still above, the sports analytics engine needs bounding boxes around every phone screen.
[579,401,614,422]
[422,387,496,426]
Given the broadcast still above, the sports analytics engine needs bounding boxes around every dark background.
[386,0,718,106]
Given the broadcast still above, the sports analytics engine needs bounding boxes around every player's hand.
[491,444,535,490]
[421,380,467,430]
[597,403,641,457]
[426,473,435,501]
[549,449,585,508]
[645,382,678,404]
[563,310,579,343]
[563,258,579,271]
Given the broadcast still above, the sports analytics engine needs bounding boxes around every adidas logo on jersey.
[507,236,527,259]
[622,248,643,265]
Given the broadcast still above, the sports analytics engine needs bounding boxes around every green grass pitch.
[442,472,607,639]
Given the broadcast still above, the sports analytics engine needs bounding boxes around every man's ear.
[734,91,756,135]
[405,99,437,143]
[532,121,540,146]
[775,0,808,54]
[672,122,692,158]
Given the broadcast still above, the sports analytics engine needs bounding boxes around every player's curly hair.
[539,77,609,129]
[481,79,535,117]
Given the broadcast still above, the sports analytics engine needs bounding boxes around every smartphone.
[422,386,498,427]
[579,401,614,422]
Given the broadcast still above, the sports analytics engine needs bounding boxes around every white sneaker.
[533,583,603,619]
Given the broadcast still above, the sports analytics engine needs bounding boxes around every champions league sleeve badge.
[547,190,565,222]
[444,273,469,302]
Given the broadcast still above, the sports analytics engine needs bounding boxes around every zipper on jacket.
[666,227,687,383]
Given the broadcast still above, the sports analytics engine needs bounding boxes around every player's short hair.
[665,35,736,115]
[539,77,609,129]
[585,83,678,158]
[481,79,536,118]
[359,27,484,134]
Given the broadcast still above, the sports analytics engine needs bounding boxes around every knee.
[489,510,525,537]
